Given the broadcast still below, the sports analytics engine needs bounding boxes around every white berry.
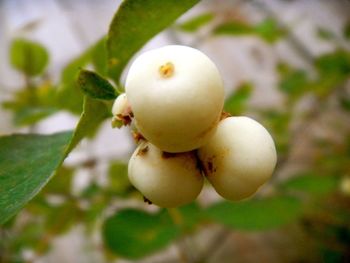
[125,45,224,153]
[111,93,132,128]
[128,141,204,207]
[198,116,277,201]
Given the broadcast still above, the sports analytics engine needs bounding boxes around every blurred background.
[1,0,350,262]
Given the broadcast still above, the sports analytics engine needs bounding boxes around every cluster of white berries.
[112,45,277,207]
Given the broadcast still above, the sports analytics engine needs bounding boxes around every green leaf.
[313,50,350,95]
[278,69,310,97]
[254,18,285,43]
[224,82,253,115]
[10,38,49,76]
[2,84,58,126]
[317,27,335,40]
[0,131,73,224]
[57,37,106,114]
[214,21,253,36]
[344,21,350,40]
[108,162,131,196]
[41,166,74,195]
[66,96,111,153]
[205,196,302,231]
[103,209,179,259]
[340,97,350,112]
[178,202,203,230]
[91,37,108,76]
[77,70,117,100]
[177,12,214,32]
[107,0,200,82]
[214,18,284,43]
[280,173,339,195]
[315,50,350,79]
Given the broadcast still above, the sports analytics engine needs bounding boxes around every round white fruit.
[198,116,277,201]
[112,93,129,117]
[128,142,204,207]
[125,45,224,153]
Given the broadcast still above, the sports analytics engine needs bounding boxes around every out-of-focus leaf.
[2,84,58,126]
[278,69,310,97]
[108,162,131,196]
[344,21,350,40]
[177,12,214,32]
[313,50,350,96]
[254,18,285,43]
[315,50,350,79]
[77,70,117,100]
[340,97,350,112]
[261,110,290,155]
[103,209,179,259]
[0,131,73,224]
[66,96,111,153]
[57,38,106,114]
[205,196,302,231]
[10,38,49,76]
[91,37,108,76]
[224,82,253,115]
[317,27,335,40]
[107,0,200,82]
[214,18,284,43]
[44,201,78,236]
[178,202,203,231]
[280,173,339,195]
[214,21,253,35]
[41,166,74,195]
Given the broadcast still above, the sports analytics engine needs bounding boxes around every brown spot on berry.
[137,145,149,156]
[132,131,145,143]
[161,151,177,159]
[143,196,152,205]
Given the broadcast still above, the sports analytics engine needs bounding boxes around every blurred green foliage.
[10,38,49,76]
[1,0,350,262]
[177,12,214,32]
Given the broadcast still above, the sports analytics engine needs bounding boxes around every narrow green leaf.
[10,38,49,76]
[280,173,339,195]
[77,70,117,100]
[214,21,253,35]
[107,0,199,82]
[66,96,111,153]
[103,209,179,259]
[214,18,284,43]
[205,196,302,231]
[224,82,253,115]
[0,131,73,224]
[177,12,214,32]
